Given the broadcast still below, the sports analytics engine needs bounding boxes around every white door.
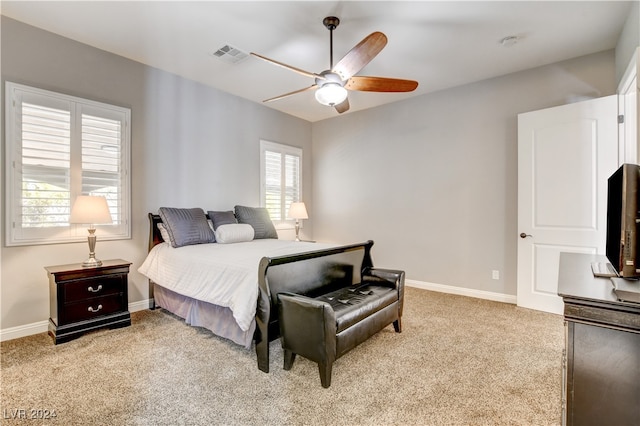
[517,95,618,314]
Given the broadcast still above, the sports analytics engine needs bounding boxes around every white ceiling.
[1,1,633,122]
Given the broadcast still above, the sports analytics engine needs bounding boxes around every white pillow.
[214,223,255,244]
[157,223,171,243]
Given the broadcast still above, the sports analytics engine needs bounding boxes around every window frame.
[259,139,303,228]
[5,82,131,246]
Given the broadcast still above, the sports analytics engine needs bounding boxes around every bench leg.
[283,349,296,371]
[319,361,333,388]
[256,339,270,373]
[393,318,402,333]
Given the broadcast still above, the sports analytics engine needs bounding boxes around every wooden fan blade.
[345,76,418,92]
[263,85,317,103]
[334,97,350,114]
[332,32,387,80]
[251,52,321,80]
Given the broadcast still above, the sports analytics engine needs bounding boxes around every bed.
[139,208,375,372]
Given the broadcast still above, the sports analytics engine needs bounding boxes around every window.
[5,82,131,246]
[260,140,302,225]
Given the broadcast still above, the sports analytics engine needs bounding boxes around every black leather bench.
[277,268,405,388]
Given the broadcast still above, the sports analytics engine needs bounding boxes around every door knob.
[520,233,533,239]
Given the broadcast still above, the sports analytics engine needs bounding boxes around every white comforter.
[138,239,335,332]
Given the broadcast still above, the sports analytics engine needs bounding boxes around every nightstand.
[46,259,132,344]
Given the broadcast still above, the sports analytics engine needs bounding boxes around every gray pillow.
[234,205,278,239]
[208,210,237,230]
[158,207,216,248]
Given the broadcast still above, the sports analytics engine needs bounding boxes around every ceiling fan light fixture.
[315,83,347,106]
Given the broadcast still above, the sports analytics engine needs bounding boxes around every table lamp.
[70,195,113,267]
[288,202,309,242]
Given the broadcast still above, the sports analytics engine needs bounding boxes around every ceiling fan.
[251,16,419,114]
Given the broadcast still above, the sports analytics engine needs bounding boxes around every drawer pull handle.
[88,285,103,293]
[88,304,103,313]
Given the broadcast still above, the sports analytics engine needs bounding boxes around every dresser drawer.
[63,275,124,303]
[62,295,125,324]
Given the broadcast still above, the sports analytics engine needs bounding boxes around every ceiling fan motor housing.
[315,71,344,86]
[323,16,340,30]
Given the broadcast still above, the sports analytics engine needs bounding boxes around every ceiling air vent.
[211,44,249,64]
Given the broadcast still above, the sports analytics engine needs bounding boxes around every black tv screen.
[606,163,640,278]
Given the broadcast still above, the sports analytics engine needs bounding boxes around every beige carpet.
[1,287,564,425]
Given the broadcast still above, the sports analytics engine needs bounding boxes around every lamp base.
[82,230,102,267]
[82,256,103,268]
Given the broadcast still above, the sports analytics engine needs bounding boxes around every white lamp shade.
[315,83,348,106]
[69,196,113,225]
[288,202,309,220]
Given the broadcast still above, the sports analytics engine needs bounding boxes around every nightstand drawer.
[63,275,124,303]
[62,295,125,324]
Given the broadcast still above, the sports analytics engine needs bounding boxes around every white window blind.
[260,140,302,223]
[21,102,71,228]
[5,82,131,246]
[81,113,123,224]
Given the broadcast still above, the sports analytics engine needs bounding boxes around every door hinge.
[618,115,624,124]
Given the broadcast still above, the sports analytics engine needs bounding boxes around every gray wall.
[0,17,312,330]
[311,50,617,296]
[615,1,639,83]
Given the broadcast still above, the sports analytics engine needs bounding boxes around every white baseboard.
[129,299,154,312]
[0,299,153,342]
[0,320,50,343]
[405,279,517,304]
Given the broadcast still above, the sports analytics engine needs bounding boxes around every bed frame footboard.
[255,240,374,373]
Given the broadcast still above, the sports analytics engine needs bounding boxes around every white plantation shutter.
[260,140,302,223]
[21,102,72,228]
[81,112,123,224]
[285,154,301,214]
[264,150,282,218]
[5,82,131,245]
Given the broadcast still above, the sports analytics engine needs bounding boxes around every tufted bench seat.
[277,268,405,388]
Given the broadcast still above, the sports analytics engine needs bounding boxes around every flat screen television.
[606,163,640,278]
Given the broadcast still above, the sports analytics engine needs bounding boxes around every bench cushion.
[314,284,397,333]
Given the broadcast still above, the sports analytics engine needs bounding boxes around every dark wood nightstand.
[46,259,132,344]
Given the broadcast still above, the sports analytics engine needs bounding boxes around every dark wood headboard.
[148,213,164,251]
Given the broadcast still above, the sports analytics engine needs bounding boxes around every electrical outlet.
[492,270,500,280]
